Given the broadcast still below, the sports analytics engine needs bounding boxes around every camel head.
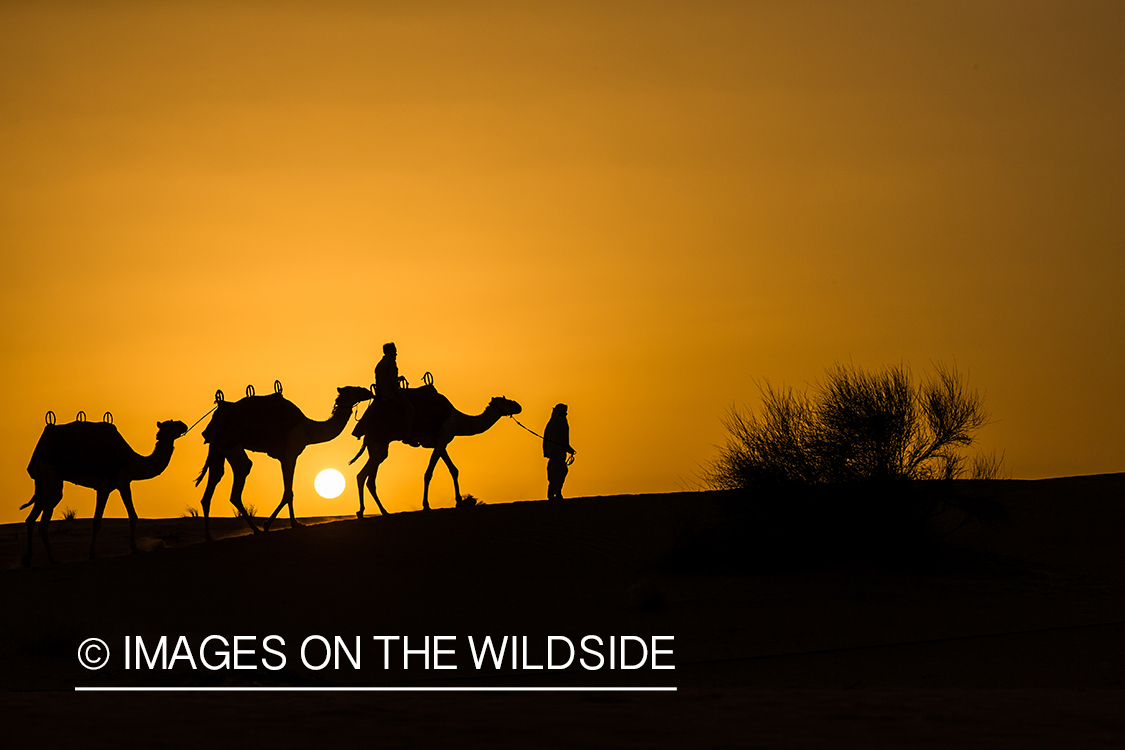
[487,396,522,417]
[156,420,189,442]
[336,386,375,412]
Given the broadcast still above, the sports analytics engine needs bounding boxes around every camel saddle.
[352,384,453,441]
[201,392,305,448]
[28,421,130,481]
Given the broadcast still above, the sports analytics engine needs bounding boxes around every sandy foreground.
[2,475,1124,748]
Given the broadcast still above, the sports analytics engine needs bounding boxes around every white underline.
[75,686,677,693]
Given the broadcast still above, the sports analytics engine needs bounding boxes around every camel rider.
[543,403,576,500]
[375,342,418,446]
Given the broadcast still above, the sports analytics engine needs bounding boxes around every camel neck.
[130,437,177,481]
[456,407,504,437]
[305,401,352,445]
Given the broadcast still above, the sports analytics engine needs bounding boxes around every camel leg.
[22,503,41,568]
[356,459,368,519]
[24,476,63,566]
[119,483,140,554]
[38,503,60,565]
[438,448,463,507]
[227,450,261,534]
[199,456,225,543]
[360,442,390,517]
[422,447,447,511]
[89,488,111,560]
[265,456,300,531]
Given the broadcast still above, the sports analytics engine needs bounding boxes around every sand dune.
[2,476,1124,747]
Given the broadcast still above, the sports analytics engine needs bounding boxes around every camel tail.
[349,443,367,466]
[196,440,225,486]
[19,499,33,510]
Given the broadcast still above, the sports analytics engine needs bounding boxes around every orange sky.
[2,2,1123,523]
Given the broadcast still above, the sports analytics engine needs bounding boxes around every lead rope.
[184,405,217,435]
[183,390,225,435]
[507,415,576,465]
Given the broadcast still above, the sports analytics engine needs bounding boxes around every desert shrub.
[62,506,77,521]
[181,506,200,518]
[705,362,1002,491]
[231,503,258,518]
[688,363,1007,571]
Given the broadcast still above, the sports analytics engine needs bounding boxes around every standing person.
[375,342,417,445]
[543,403,576,500]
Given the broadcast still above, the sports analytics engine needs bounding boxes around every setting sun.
[314,469,345,500]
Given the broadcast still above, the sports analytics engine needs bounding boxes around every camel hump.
[202,393,304,444]
[351,385,454,440]
[405,384,454,417]
[406,385,454,440]
[27,420,130,477]
[51,420,124,443]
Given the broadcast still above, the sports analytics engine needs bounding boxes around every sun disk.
[314,468,346,499]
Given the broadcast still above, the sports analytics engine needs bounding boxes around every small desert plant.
[61,506,77,521]
[705,362,1002,491]
[232,503,257,518]
[181,506,200,518]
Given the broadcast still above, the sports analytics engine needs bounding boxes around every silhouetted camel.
[195,386,373,541]
[21,416,188,566]
[350,385,521,516]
